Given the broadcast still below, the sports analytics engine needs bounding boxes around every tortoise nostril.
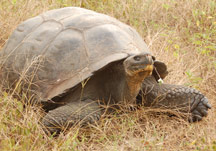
[134,56,141,61]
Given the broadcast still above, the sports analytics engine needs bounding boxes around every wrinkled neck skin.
[99,61,150,104]
[123,71,152,104]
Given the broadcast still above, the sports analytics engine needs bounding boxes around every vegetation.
[0,0,215,150]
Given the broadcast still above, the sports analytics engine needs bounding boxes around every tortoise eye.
[134,56,141,61]
[152,56,156,61]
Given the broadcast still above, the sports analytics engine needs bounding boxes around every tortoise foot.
[189,95,211,122]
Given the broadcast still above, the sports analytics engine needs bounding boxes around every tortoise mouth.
[125,64,153,76]
[128,63,153,71]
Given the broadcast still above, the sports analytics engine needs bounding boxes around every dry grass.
[0,0,215,150]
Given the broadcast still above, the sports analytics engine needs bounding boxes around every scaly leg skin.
[42,99,102,134]
[137,76,211,122]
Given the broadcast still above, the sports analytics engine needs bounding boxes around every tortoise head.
[123,52,154,78]
[121,52,154,102]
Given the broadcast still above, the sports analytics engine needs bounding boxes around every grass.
[0,0,215,150]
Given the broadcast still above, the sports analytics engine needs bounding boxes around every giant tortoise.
[0,7,211,134]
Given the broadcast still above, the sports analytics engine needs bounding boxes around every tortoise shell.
[0,7,149,101]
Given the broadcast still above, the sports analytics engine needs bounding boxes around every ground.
[0,0,215,151]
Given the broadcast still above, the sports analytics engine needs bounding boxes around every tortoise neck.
[123,73,147,103]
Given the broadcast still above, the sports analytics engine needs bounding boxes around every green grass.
[0,0,215,150]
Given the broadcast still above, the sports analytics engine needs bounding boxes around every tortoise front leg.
[137,76,211,122]
[42,99,102,134]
